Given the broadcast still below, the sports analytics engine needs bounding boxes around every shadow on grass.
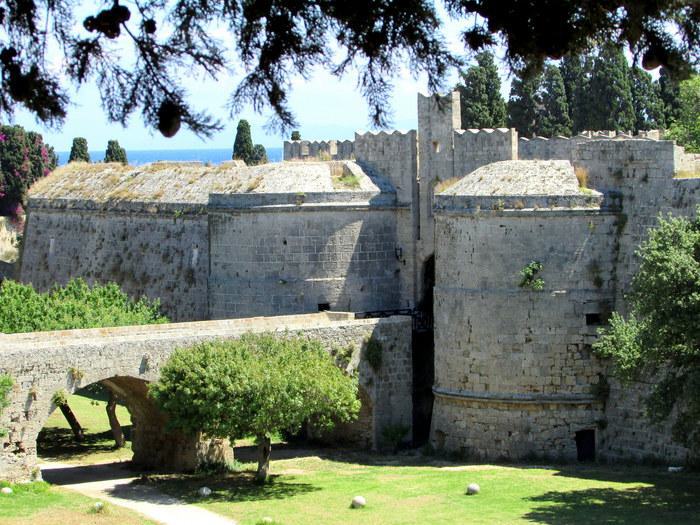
[147,470,320,504]
[523,484,700,524]
[37,426,132,461]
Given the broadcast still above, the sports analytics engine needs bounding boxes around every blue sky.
[11,7,513,152]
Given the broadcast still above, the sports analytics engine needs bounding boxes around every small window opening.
[432,141,441,153]
[318,303,330,312]
[586,313,602,325]
[575,429,595,461]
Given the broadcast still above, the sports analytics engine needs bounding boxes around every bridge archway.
[31,374,231,475]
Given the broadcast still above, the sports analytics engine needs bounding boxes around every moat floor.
[150,446,700,525]
[8,391,700,525]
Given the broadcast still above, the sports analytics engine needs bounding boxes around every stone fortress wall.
[21,201,209,321]
[13,90,700,467]
[0,313,413,481]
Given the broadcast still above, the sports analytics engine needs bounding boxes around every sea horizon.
[55,147,283,166]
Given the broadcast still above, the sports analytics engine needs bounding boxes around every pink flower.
[0,132,5,142]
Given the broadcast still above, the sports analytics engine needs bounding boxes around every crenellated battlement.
[519,129,662,161]
[283,139,354,160]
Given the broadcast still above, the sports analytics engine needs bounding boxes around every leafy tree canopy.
[0,1,697,137]
[68,137,90,163]
[0,278,167,333]
[456,51,506,129]
[150,334,360,482]
[0,124,56,215]
[665,75,700,152]
[594,211,700,459]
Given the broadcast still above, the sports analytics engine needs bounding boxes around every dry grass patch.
[434,177,461,193]
[674,170,700,179]
[575,166,589,189]
[330,162,361,189]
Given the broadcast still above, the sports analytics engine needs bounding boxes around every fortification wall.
[431,208,617,460]
[20,201,209,321]
[283,139,355,160]
[354,130,419,307]
[0,313,413,481]
[208,193,406,319]
[518,131,663,163]
[452,128,518,177]
[569,139,700,463]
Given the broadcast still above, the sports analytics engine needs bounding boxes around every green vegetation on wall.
[0,278,167,334]
[594,210,700,457]
[150,333,360,482]
[518,261,545,290]
[0,374,13,437]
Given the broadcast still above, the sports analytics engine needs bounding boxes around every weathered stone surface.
[0,313,413,482]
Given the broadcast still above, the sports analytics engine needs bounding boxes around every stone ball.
[0,487,13,495]
[198,486,212,497]
[466,483,480,495]
[93,501,105,512]
[351,495,366,508]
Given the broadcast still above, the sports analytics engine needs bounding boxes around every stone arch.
[12,371,231,480]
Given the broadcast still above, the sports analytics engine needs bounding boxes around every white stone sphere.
[93,501,105,512]
[466,483,480,495]
[198,486,212,497]
[351,495,366,508]
[0,487,13,495]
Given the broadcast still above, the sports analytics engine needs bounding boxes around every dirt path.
[41,462,237,525]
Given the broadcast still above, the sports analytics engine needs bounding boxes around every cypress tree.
[104,140,127,164]
[232,119,254,164]
[507,71,541,137]
[538,64,572,137]
[658,67,682,126]
[456,51,507,129]
[588,45,635,131]
[560,54,592,133]
[629,66,665,131]
[250,144,268,165]
[68,137,90,163]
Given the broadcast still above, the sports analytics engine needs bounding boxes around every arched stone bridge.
[0,312,412,481]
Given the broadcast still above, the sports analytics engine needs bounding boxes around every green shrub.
[0,278,167,334]
[0,124,57,215]
[51,390,68,407]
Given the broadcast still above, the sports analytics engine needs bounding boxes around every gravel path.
[41,461,237,525]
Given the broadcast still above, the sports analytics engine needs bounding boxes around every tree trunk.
[255,434,272,483]
[59,402,84,442]
[106,390,125,448]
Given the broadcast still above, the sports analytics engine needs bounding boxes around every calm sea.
[55,147,283,166]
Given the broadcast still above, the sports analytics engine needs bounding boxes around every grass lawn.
[0,481,156,525]
[33,389,700,524]
[38,388,133,465]
[148,446,700,525]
